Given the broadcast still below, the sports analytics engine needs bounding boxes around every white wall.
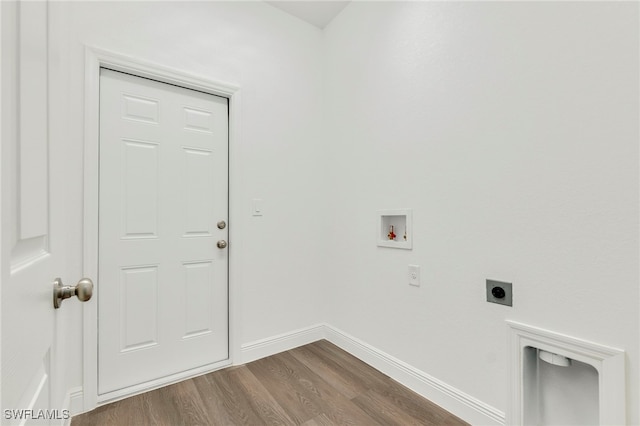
[48,0,328,398]
[45,1,639,423]
[323,1,639,423]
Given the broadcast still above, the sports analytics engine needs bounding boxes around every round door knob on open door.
[217,240,227,249]
[53,277,94,309]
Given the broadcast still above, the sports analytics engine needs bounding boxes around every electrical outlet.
[408,265,420,287]
[486,279,512,306]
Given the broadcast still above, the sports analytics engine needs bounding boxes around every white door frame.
[82,46,241,411]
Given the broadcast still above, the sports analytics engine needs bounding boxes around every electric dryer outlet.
[486,279,512,306]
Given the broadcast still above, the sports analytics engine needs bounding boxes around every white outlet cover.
[252,198,263,216]
[408,264,420,287]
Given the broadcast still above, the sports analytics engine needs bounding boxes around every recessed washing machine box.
[377,209,412,249]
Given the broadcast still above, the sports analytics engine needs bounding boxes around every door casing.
[82,46,241,411]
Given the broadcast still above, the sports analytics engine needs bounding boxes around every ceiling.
[265,1,350,29]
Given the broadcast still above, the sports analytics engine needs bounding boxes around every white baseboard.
[239,324,326,364]
[68,387,84,417]
[324,325,505,426]
[238,323,504,425]
[59,386,83,426]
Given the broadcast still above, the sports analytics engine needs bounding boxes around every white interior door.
[2,1,75,422]
[98,69,229,395]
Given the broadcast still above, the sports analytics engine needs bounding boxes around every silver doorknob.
[217,240,227,249]
[53,277,94,309]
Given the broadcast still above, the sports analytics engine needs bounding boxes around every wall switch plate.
[252,199,263,216]
[408,265,420,287]
[486,279,512,307]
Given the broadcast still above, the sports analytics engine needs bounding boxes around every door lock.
[217,220,226,229]
[217,240,227,249]
[53,277,94,309]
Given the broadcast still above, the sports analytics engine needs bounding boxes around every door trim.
[82,46,241,411]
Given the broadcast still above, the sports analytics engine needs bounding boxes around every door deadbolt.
[53,277,94,309]
[217,220,226,229]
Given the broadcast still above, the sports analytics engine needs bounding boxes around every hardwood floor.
[72,340,469,426]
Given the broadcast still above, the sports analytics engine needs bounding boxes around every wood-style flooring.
[72,340,469,426]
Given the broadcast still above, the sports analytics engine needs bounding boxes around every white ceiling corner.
[265,1,350,29]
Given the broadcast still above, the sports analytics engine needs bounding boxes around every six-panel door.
[98,69,229,395]
[2,2,59,419]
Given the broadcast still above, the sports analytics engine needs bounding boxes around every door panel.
[2,1,56,421]
[98,69,229,395]
[17,0,48,241]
